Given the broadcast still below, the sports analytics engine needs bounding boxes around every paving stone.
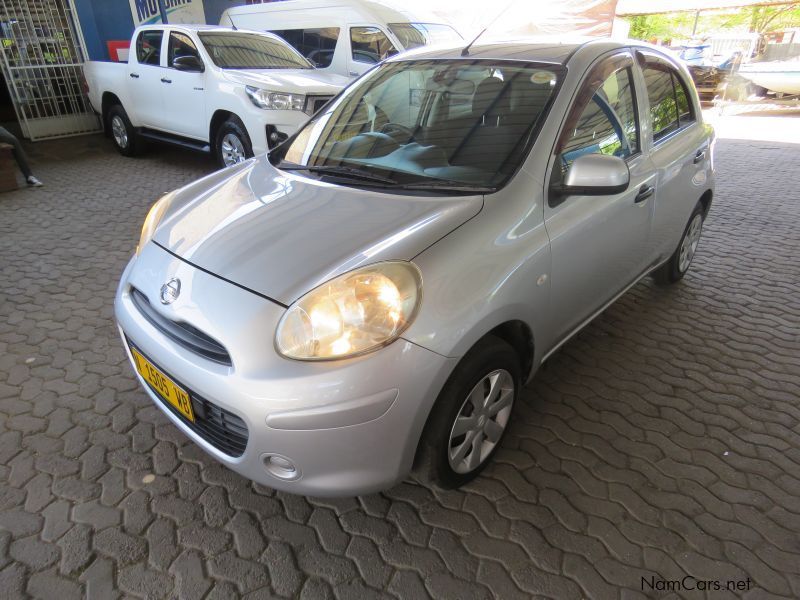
[94,526,147,565]
[57,524,93,575]
[27,567,83,600]
[169,549,213,600]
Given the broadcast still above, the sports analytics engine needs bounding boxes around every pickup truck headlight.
[246,86,305,110]
[276,262,422,360]
[136,193,173,256]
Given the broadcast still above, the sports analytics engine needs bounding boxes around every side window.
[167,32,200,67]
[642,62,695,142]
[271,28,339,68]
[673,72,694,125]
[136,30,163,66]
[642,65,678,141]
[557,63,640,175]
[350,27,397,64]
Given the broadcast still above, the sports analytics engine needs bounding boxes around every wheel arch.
[101,92,123,134]
[209,110,235,154]
[698,188,713,216]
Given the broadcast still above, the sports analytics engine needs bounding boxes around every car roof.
[388,37,663,67]
[136,24,266,34]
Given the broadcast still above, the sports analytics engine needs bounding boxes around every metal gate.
[0,0,100,140]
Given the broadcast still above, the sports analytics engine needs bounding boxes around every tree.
[624,3,800,40]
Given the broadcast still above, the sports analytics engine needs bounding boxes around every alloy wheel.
[111,115,128,149]
[678,213,703,273]
[448,369,515,474]
[221,133,246,166]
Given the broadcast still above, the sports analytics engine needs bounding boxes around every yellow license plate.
[131,347,195,422]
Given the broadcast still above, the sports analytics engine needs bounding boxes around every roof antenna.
[461,0,518,56]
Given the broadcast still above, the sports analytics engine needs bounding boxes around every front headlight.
[276,262,422,360]
[245,85,305,110]
[136,193,173,255]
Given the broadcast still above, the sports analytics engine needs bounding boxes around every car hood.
[222,68,349,94]
[152,158,483,305]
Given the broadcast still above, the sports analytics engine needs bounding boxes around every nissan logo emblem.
[160,278,181,305]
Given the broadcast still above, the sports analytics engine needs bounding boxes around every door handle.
[160,77,172,84]
[693,149,706,164]
[635,185,655,203]
[129,73,139,79]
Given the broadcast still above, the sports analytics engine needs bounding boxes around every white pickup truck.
[84,25,348,167]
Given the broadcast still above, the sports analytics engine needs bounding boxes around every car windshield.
[272,59,563,191]
[198,32,312,69]
[387,23,462,50]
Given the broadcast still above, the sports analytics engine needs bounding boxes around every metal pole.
[158,0,168,24]
[692,9,700,37]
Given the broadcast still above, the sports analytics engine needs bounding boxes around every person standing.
[0,126,43,186]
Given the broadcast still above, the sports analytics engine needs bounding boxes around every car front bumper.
[115,243,456,496]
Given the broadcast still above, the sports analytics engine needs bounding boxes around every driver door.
[159,31,207,141]
[544,52,656,347]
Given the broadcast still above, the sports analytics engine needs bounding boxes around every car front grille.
[130,342,249,457]
[130,287,232,366]
[305,95,333,115]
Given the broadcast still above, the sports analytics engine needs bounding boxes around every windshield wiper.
[278,164,399,186]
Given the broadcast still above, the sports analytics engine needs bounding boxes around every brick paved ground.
[0,128,798,599]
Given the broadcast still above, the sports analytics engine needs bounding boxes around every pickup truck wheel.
[652,201,705,285]
[107,105,138,157]
[414,336,520,489]
[216,117,253,168]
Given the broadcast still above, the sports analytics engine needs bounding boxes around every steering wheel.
[380,123,416,143]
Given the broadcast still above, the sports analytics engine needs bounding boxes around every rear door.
[159,30,207,141]
[635,51,710,261]
[127,29,166,128]
[544,51,657,346]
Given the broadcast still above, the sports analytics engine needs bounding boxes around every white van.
[219,0,462,79]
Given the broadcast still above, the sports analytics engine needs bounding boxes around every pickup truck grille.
[305,95,333,115]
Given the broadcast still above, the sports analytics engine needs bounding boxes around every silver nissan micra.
[115,38,715,496]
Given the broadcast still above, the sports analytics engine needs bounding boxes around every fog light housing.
[261,453,300,480]
[266,125,288,149]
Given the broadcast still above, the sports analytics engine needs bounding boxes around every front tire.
[415,336,520,489]
[652,201,705,284]
[215,116,253,168]
[107,105,139,157]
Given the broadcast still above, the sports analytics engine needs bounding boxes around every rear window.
[643,62,695,142]
[350,27,397,64]
[387,23,462,50]
[271,28,340,68]
[136,30,163,66]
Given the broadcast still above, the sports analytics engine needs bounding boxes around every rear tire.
[652,201,705,285]
[415,336,520,489]
[107,105,139,157]
[215,116,253,168]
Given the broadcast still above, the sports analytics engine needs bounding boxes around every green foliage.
[624,4,800,40]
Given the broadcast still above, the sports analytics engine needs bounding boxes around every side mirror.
[558,153,630,197]
[172,55,205,73]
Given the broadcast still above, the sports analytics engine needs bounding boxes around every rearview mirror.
[559,154,630,196]
[172,55,204,73]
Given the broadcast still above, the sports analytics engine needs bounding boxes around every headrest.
[472,77,509,119]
